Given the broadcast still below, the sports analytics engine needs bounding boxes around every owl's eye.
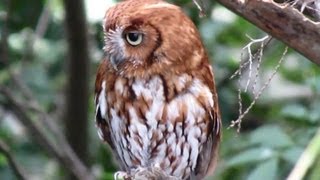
[125,32,143,46]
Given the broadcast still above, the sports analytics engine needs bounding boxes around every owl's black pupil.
[128,33,139,42]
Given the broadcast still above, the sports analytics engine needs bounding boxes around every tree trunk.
[63,0,90,178]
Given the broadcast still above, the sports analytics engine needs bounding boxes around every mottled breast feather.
[95,0,221,179]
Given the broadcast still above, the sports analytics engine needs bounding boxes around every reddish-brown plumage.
[95,0,221,179]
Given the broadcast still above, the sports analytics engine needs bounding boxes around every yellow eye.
[125,32,143,46]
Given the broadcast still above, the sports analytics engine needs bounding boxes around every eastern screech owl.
[95,0,221,179]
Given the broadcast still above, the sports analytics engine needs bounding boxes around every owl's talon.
[132,166,147,174]
[114,171,129,180]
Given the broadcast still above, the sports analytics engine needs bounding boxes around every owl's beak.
[110,55,119,70]
[108,53,125,71]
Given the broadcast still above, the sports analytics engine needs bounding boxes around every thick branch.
[216,0,320,65]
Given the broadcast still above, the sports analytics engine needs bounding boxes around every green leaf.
[0,154,7,166]
[101,172,115,180]
[310,157,320,180]
[247,158,278,180]
[33,39,65,64]
[281,146,303,165]
[309,101,320,123]
[281,104,309,122]
[8,33,26,52]
[249,125,293,148]
[227,147,274,167]
[22,64,49,92]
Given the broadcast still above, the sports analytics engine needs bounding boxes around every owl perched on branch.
[94,0,222,179]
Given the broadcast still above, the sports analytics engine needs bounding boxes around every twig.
[229,46,288,132]
[34,5,51,39]
[230,35,272,80]
[287,127,320,180]
[8,70,36,103]
[0,139,30,180]
[23,3,51,59]
[242,35,269,92]
[192,0,206,17]
[229,35,272,132]
[292,0,317,13]
[251,41,264,96]
[0,86,95,180]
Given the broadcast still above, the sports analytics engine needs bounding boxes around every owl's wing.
[193,65,222,179]
[193,107,221,179]
[206,106,222,175]
[95,59,128,171]
[94,59,114,148]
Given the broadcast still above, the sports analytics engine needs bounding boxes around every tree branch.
[0,139,30,180]
[0,86,95,180]
[216,0,320,65]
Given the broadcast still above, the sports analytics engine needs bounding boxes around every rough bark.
[216,0,320,65]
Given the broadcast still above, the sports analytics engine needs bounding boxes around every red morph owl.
[95,0,222,179]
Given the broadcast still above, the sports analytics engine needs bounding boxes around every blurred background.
[0,0,319,179]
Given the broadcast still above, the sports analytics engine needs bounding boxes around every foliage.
[0,0,319,179]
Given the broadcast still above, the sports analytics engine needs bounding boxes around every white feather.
[97,81,107,119]
[108,76,215,178]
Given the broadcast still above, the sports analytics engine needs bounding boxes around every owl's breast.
[102,74,214,179]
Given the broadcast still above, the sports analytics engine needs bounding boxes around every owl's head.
[103,0,205,78]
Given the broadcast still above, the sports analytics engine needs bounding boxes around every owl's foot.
[114,171,130,180]
[130,165,179,180]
